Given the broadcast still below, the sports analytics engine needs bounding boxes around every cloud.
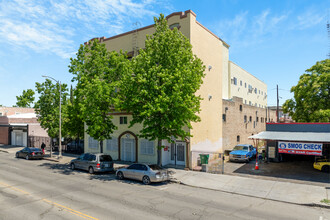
[0,0,162,59]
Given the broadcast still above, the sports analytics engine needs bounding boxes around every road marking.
[0,181,99,220]
[0,182,30,195]
[42,199,99,220]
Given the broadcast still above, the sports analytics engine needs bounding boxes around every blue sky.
[0,0,328,107]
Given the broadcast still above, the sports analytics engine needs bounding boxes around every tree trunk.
[100,140,103,153]
[157,139,162,166]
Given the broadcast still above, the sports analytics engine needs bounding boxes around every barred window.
[106,137,118,151]
[88,137,98,149]
[140,139,155,155]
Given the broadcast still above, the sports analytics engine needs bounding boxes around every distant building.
[267,106,294,123]
[0,107,50,148]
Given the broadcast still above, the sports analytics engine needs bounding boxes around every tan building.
[0,107,50,148]
[84,10,269,168]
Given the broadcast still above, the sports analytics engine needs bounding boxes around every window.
[244,115,247,123]
[249,116,252,122]
[88,137,98,149]
[106,137,118,151]
[239,105,243,111]
[259,89,260,94]
[254,88,257,94]
[169,23,180,30]
[249,101,252,105]
[0,112,2,116]
[261,91,263,95]
[15,112,20,115]
[248,85,253,93]
[256,117,259,122]
[253,121,256,128]
[140,139,154,155]
[237,135,240,142]
[232,77,237,85]
[120,116,127,124]
[245,83,247,88]
[240,80,242,86]
[255,103,257,107]
[261,117,264,123]
[245,100,247,104]
[222,114,226,122]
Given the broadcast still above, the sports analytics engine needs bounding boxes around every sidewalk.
[1,145,329,208]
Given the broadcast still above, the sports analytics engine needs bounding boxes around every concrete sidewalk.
[169,168,330,208]
[1,145,329,208]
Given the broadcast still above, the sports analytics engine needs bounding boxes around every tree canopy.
[283,59,330,122]
[69,39,130,152]
[35,79,68,138]
[15,89,35,108]
[118,14,205,164]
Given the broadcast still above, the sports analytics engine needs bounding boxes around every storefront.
[249,123,330,162]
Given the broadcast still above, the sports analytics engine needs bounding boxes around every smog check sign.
[278,141,322,156]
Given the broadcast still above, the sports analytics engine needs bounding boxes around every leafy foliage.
[15,89,35,108]
[283,59,330,122]
[69,39,130,152]
[35,79,68,138]
[118,14,205,164]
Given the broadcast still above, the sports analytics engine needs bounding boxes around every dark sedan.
[16,147,44,160]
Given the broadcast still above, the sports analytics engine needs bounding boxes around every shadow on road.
[225,159,330,186]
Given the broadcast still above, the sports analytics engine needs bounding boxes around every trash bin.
[199,154,209,165]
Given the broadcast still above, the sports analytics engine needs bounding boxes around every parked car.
[116,163,169,185]
[229,144,256,162]
[16,147,44,160]
[313,158,330,172]
[70,153,114,174]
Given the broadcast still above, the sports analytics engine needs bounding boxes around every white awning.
[249,131,330,142]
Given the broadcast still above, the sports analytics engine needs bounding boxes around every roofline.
[85,10,229,47]
[229,61,266,85]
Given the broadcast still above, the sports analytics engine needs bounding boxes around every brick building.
[222,97,277,152]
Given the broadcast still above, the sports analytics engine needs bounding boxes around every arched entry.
[118,131,138,162]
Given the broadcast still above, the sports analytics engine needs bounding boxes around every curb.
[169,178,330,209]
[0,149,9,153]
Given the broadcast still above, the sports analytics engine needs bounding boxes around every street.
[0,151,329,220]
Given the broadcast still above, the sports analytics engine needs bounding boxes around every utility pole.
[276,84,279,123]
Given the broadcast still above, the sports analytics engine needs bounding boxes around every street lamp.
[42,75,62,159]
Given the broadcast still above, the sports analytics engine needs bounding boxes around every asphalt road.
[0,151,329,220]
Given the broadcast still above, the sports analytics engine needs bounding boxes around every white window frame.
[106,137,118,151]
[140,139,155,155]
[88,137,98,149]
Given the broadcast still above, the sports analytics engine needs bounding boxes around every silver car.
[116,163,169,185]
[70,153,114,174]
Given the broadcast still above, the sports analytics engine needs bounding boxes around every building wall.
[0,107,34,116]
[222,97,276,152]
[189,15,228,168]
[228,61,267,108]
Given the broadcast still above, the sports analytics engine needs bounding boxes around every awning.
[249,131,330,142]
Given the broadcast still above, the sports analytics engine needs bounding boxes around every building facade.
[84,10,268,168]
[0,107,50,148]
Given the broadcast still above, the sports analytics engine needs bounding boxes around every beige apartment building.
[84,10,269,168]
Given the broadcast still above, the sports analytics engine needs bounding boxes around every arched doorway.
[118,131,138,162]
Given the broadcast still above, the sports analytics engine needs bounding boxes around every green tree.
[69,39,129,153]
[35,79,69,138]
[15,89,35,107]
[283,59,330,122]
[119,14,205,165]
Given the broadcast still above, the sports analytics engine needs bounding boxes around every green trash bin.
[200,154,209,165]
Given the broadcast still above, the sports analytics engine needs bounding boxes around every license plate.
[105,164,109,167]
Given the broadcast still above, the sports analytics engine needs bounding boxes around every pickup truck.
[229,144,256,162]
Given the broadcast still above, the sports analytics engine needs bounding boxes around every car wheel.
[142,175,151,185]
[321,165,330,173]
[88,166,94,174]
[117,171,124,180]
[71,163,75,170]
[25,155,29,160]
[16,153,19,158]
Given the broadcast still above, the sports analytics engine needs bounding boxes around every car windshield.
[149,165,163,170]
[99,155,112,162]
[233,145,249,151]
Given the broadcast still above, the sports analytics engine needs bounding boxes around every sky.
[0,0,329,107]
